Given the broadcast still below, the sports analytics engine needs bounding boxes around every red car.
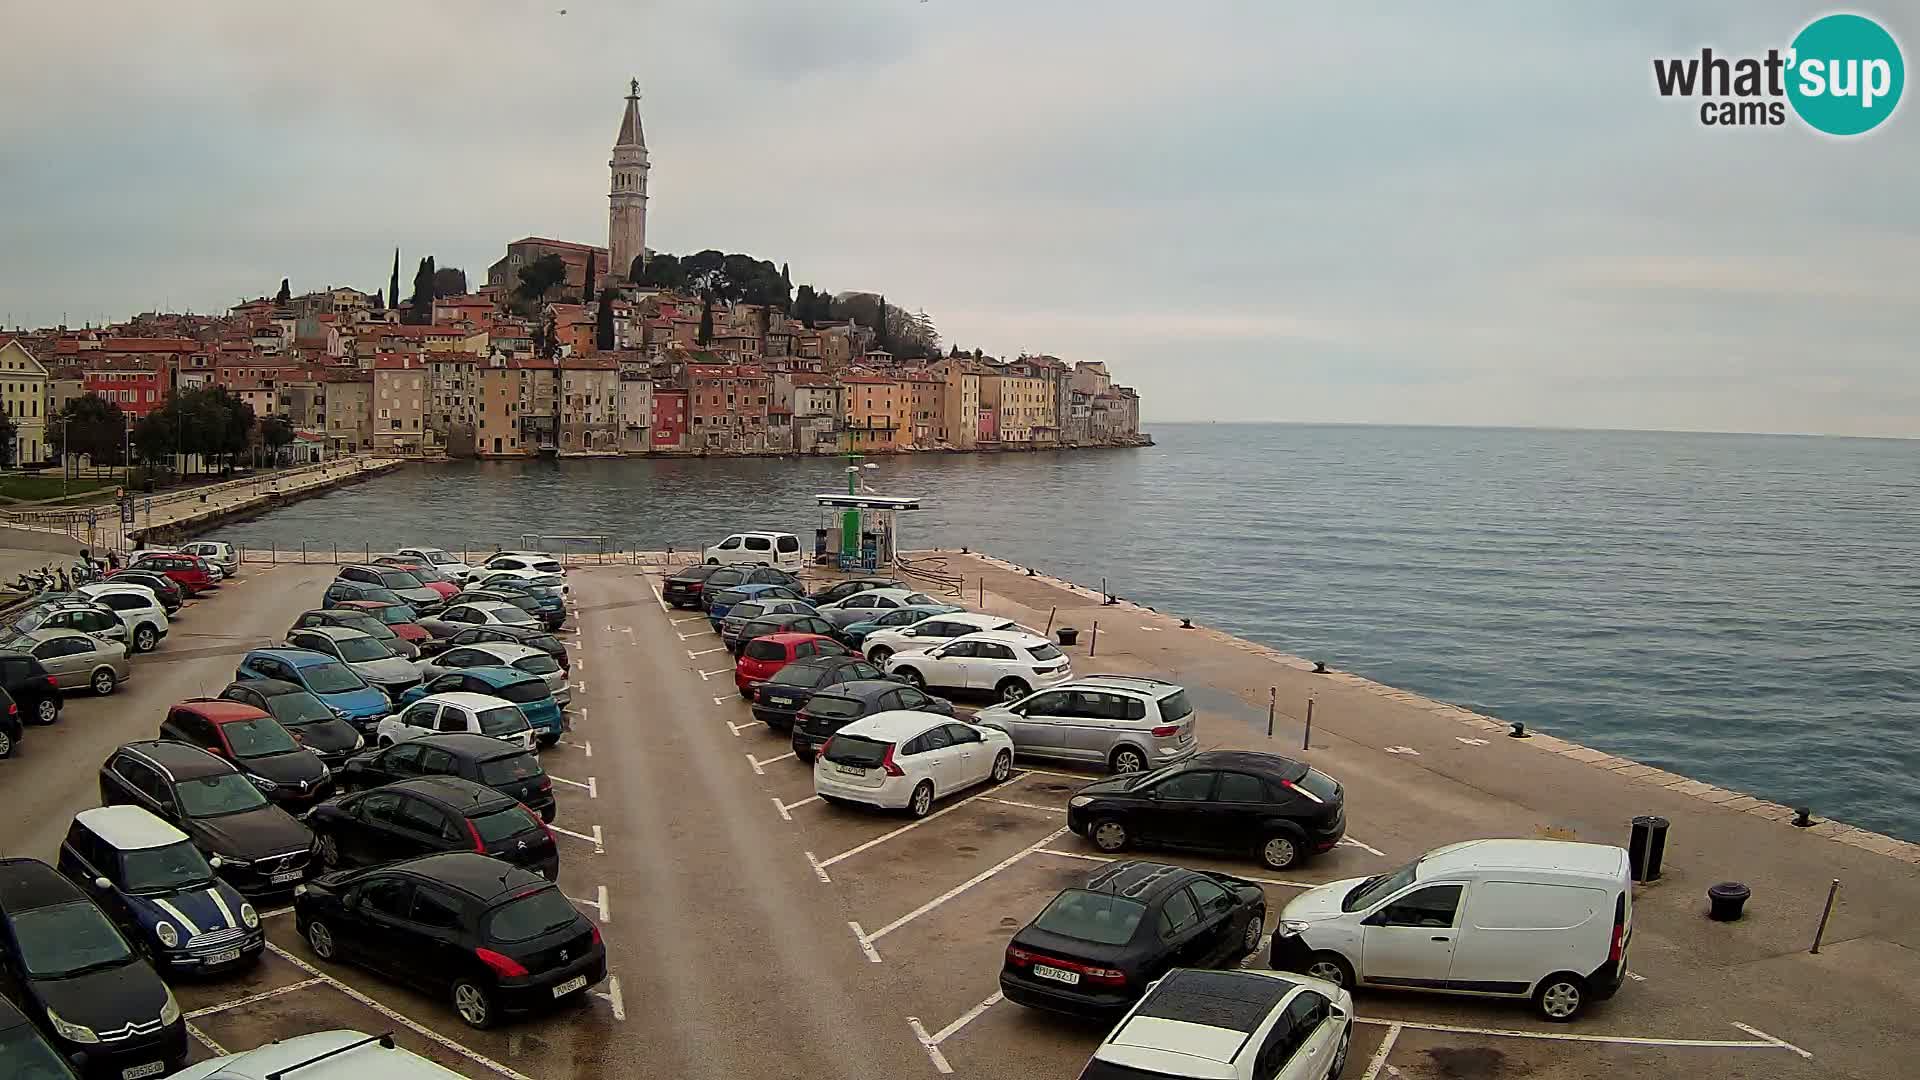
[735,633,848,698]
[119,552,214,596]
[334,599,434,650]
[372,558,460,601]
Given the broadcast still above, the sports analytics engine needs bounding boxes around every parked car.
[284,627,423,702]
[837,603,967,648]
[0,651,61,725]
[332,600,436,655]
[791,680,954,763]
[732,612,841,658]
[321,580,409,611]
[481,551,566,576]
[125,551,213,596]
[473,568,569,599]
[747,655,888,731]
[461,582,563,630]
[428,599,542,631]
[165,1028,464,1080]
[217,680,364,769]
[699,565,801,609]
[394,546,477,584]
[661,564,724,609]
[0,630,128,698]
[98,741,316,896]
[735,632,848,698]
[976,675,1198,775]
[0,992,78,1080]
[419,643,567,707]
[806,576,903,607]
[1067,751,1346,872]
[306,777,559,881]
[862,611,1034,665]
[0,687,21,760]
[336,733,555,822]
[1270,839,1634,1021]
[366,559,459,600]
[718,596,820,649]
[1074,968,1353,1080]
[1001,860,1268,1018]
[397,669,561,746]
[178,541,240,578]
[334,565,447,614]
[811,588,945,631]
[0,858,186,1078]
[883,629,1072,703]
[376,691,537,753]
[295,853,604,1029]
[703,531,804,571]
[56,805,264,974]
[159,700,334,810]
[707,582,807,630]
[435,624,568,672]
[235,648,392,731]
[289,607,419,661]
[814,712,1014,818]
[76,584,171,653]
[8,601,129,647]
[99,570,182,614]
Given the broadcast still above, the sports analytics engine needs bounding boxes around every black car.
[750,656,889,731]
[791,679,955,762]
[733,612,840,656]
[322,581,410,610]
[700,565,801,610]
[216,680,365,769]
[438,624,569,672]
[0,653,61,727]
[1065,751,1346,871]
[661,564,724,609]
[289,608,420,661]
[294,853,604,1029]
[103,571,182,614]
[307,776,559,880]
[98,741,317,897]
[0,858,187,1079]
[807,577,904,607]
[1000,860,1267,1018]
[0,992,78,1079]
[337,734,555,822]
[159,701,332,810]
[0,687,21,761]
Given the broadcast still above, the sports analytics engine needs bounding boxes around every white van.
[1268,838,1632,1021]
[704,531,804,571]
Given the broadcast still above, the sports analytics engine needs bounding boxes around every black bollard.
[1628,816,1670,881]
[1707,882,1751,921]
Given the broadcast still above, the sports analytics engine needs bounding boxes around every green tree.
[261,416,295,464]
[53,394,128,471]
[596,288,616,352]
[698,291,714,345]
[793,285,817,329]
[781,262,791,293]
[0,409,17,467]
[432,266,468,297]
[539,310,560,360]
[515,255,569,307]
[582,251,597,305]
[389,248,401,311]
[408,256,436,323]
[373,288,384,310]
[275,278,291,305]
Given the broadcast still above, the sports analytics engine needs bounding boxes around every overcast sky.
[3,2,1914,436]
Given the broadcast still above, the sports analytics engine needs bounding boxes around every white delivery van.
[704,531,804,571]
[1268,838,1632,1021]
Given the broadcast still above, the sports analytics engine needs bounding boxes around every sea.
[217,424,1920,842]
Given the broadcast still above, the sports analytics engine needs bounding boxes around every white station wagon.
[814,710,1015,818]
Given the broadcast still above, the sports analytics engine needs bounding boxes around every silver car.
[284,626,423,701]
[180,540,240,577]
[2,627,131,696]
[720,598,819,649]
[8,600,129,647]
[419,642,569,706]
[973,675,1198,774]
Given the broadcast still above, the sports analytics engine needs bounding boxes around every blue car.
[707,582,808,631]
[56,805,264,974]
[840,603,968,647]
[235,647,392,730]
[399,666,566,746]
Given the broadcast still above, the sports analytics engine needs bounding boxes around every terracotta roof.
[100,337,197,353]
[560,356,618,370]
[507,237,609,256]
[372,356,421,370]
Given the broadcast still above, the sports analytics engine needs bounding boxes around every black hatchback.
[1001,860,1267,1018]
[0,858,187,1079]
[0,652,61,728]
[699,565,800,610]
[1065,751,1346,871]
[749,656,889,731]
[217,680,364,769]
[307,776,559,880]
[661,564,723,609]
[295,853,604,1029]
[790,679,955,762]
[337,734,556,822]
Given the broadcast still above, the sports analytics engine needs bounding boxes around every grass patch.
[0,473,121,501]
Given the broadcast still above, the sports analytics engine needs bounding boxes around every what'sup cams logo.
[1654,13,1904,134]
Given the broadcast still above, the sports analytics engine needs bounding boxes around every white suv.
[394,546,476,583]
[1080,968,1352,1080]
[173,1029,465,1079]
[863,611,1033,664]
[77,582,171,652]
[975,675,1198,774]
[883,629,1072,703]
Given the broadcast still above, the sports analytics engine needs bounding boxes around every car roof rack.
[266,1031,398,1079]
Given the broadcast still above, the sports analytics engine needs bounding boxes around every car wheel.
[990,750,1012,783]
[907,780,935,818]
[1534,973,1586,1021]
[1260,831,1303,870]
[996,678,1031,704]
[34,699,58,725]
[134,625,157,652]
[1242,907,1266,954]
[306,919,337,961]
[795,747,816,764]
[1303,952,1354,990]
[1327,1025,1352,1079]
[897,667,925,689]
[0,728,13,758]
[1109,745,1147,774]
[91,669,117,695]
[1090,818,1129,853]
[867,645,893,664]
[451,978,496,1029]
[706,558,719,565]
[317,835,341,870]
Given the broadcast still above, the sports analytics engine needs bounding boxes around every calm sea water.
[218,425,1920,841]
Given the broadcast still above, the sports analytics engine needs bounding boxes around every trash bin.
[1708,881,1751,921]
[1056,627,1079,647]
[1628,815,1670,881]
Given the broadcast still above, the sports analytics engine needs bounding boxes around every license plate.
[552,975,588,998]
[768,696,794,707]
[834,764,866,777]
[271,870,303,883]
[123,1063,166,1080]
[1032,964,1080,985]
[204,948,243,965]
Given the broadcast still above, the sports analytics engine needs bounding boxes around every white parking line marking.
[650,585,669,612]
[1035,848,1317,888]
[1352,1016,1812,1054]
[257,905,293,920]
[978,796,1061,813]
[745,750,796,773]
[1730,1022,1813,1058]
[1009,766,1096,781]
[549,822,605,853]
[1456,736,1489,746]
[1340,836,1388,858]
[597,884,610,922]
[728,720,759,737]
[849,920,883,963]
[574,657,585,673]
[713,696,730,706]
[267,943,537,1080]
[688,646,728,658]
[781,795,822,818]
[678,630,716,641]
[907,990,1004,1074]
[1359,1022,1401,1080]
[815,783,1016,869]
[805,850,832,882]
[699,666,733,679]
[1384,745,1420,755]
[592,975,626,1020]
[907,1016,953,1074]
[185,977,327,1019]
[868,826,1068,944]
[560,739,593,756]
[671,615,706,625]
[550,774,597,798]
[186,1022,228,1056]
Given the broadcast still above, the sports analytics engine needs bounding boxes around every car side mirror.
[1143,788,1160,800]
[1211,896,1233,912]
[1360,910,1389,927]
[208,856,223,869]
[91,876,112,891]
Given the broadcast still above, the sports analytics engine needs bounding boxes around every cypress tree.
[698,291,714,345]
[275,278,290,305]
[410,257,434,322]
[374,288,384,310]
[874,294,889,352]
[583,251,597,303]
[389,249,401,311]
[596,289,616,352]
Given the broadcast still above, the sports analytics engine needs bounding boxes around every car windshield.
[0,1019,74,1079]
[335,614,396,640]
[1027,643,1064,661]
[493,680,549,705]
[803,695,865,720]
[10,612,46,632]
[420,549,454,565]
[264,690,335,727]
[222,718,300,757]
[1033,889,1147,946]
[478,753,543,786]
[302,661,367,693]
[493,607,537,626]
[477,706,532,735]
[11,901,133,978]
[377,571,425,590]
[376,605,416,624]
[515,654,560,676]
[121,839,215,893]
[1344,859,1420,912]
[334,636,392,663]
[177,772,269,817]
[485,887,579,943]
[472,806,540,844]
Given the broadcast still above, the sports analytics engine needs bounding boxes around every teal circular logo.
[1787,14,1904,135]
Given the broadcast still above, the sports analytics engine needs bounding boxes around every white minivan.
[1268,838,1632,1021]
[704,531,804,571]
